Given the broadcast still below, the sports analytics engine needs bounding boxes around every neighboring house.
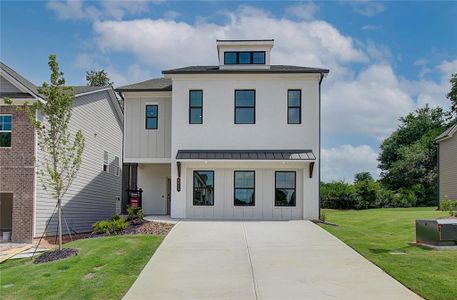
[117,39,328,220]
[0,62,123,242]
[435,123,457,202]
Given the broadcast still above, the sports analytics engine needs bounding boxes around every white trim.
[74,87,111,97]
[33,110,38,237]
[436,124,457,143]
[125,157,171,164]
[0,114,13,148]
[0,69,36,96]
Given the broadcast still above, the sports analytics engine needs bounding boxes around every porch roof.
[176,150,316,161]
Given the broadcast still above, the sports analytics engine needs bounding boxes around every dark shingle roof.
[69,86,110,95]
[162,65,329,75]
[1,62,40,97]
[176,150,316,160]
[435,123,457,142]
[116,78,172,92]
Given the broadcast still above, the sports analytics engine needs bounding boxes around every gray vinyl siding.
[439,135,457,200]
[0,75,22,93]
[186,168,303,220]
[34,90,123,236]
[124,92,171,160]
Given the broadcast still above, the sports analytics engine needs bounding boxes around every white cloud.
[323,64,415,140]
[362,25,382,31]
[351,1,385,16]
[285,2,319,20]
[322,144,379,182]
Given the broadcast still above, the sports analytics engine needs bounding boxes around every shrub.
[391,189,417,208]
[127,206,143,221]
[441,199,457,216]
[320,181,356,209]
[92,217,128,235]
[354,179,380,209]
[375,188,396,208]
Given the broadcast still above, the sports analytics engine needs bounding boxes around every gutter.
[318,72,325,220]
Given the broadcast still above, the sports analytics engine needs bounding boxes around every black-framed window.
[235,90,255,124]
[0,114,12,148]
[234,171,255,206]
[145,105,158,129]
[193,171,214,206]
[287,90,301,124]
[224,51,265,65]
[275,171,296,207]
[189,90,203,124]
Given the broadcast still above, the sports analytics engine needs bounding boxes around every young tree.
[85,70,113,87]
[7,55,85,250]
[447,73,457,116]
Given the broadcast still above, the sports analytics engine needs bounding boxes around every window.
[189,90,203,124]
[193,171,214,206]
[275,171,296,207]
[145,105,158,129]
[114,156,120,177]
[287,90,301,124]
[224,51,265,65]
[103,150,109,173]
[234,171,255,206]
[0,115,12,148]
[235,90,255,124]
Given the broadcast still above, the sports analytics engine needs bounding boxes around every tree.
[354,172,373,184]
[7,55,85,250]
[378,106,448,206]
[85,70,113,86]
[447,73,457,115]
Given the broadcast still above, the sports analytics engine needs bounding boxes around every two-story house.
[0,62,123,242]
[117,39,328,220]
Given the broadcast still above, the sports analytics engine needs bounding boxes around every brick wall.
[0,105,35,242]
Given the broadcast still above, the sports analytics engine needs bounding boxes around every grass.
[0,235,164,300]
[320,207,457,300]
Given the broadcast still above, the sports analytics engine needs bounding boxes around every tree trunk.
[57,197,62,250]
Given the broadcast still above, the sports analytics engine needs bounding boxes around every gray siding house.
[0,62,123,242]
[436,123,457,202]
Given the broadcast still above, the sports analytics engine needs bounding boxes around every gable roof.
[1,62,40,98]
[162,65,329,75]
[116,78,172,92]
[435,123,457,143]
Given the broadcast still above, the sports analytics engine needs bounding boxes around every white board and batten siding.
[123,91,172,162]
[34,90,123,236]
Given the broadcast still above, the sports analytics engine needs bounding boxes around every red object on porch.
[128,188,143,208]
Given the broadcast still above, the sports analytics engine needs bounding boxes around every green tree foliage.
[354,172,373,184]
[378,106,449,206]
[320,181,356,209]
[447,73,457,115]
[354,176,380,209]
[85,70,113,87]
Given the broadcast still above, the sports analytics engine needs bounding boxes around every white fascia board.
[124,158,172,164]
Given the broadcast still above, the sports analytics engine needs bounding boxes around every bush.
[354,179,380,209]
[127,206,143,222]
[391,189,417,208]
[92,217,128,235]
[320,181,356,209]
[441,199,457,216]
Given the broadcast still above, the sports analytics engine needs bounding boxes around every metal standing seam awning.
[176,150,316,161]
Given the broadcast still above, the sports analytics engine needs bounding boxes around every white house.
[117,39,328,220]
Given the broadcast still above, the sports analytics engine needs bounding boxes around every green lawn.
[0,235,163,300]
[320,207,457,300]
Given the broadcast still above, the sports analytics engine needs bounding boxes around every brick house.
[0,62,123,242]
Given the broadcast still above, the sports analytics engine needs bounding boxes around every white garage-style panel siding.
[34,90,123,236]
[123,91,171,161]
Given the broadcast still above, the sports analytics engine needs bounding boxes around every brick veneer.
[0,105,35,242]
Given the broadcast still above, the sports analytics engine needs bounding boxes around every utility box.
[416,219,457,246]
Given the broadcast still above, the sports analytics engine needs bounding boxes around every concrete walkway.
[123,220,421,300]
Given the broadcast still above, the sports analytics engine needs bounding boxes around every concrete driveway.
[124,220,420,300]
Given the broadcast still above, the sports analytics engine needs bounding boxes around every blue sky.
[1,1,456,182]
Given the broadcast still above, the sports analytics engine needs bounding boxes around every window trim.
[103,150,109,173]
[274,171,297,207]
[0,114,13,148]
[234,170,256,207]
[234,89,256,124]
[192,170,215,207]
[114,156,120,177]
[145,104,158,130]
[224,51,266,65]
[189,90,203,124]
[287,89,302,124]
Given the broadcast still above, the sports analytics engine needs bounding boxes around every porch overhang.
[176,149,316,161]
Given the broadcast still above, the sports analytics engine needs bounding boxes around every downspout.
[318,72,324,220]
[437,142,440,208]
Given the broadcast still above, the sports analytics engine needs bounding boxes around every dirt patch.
[123,221,174,236]
[82,272,95,281]
[34,248,79,264]
[94,264,104,271]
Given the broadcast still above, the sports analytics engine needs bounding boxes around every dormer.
[217,39,274,70]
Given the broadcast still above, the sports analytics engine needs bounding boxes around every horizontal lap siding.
[34,91,123,236]
[186,168,303,220]
[440,136,457,200]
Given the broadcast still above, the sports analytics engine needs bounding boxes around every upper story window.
[0,114,12,148]
[287,90,302,124]
[224,51,266,65]
[145,105,158,129]
[235,90,255,124]
[103,150,109,173]
[189,90,203,124]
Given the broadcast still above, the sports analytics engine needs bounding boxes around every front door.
[166,178,171,215]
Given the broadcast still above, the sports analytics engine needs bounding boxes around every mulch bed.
[123,221,174,236]
[34,248,79,264]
